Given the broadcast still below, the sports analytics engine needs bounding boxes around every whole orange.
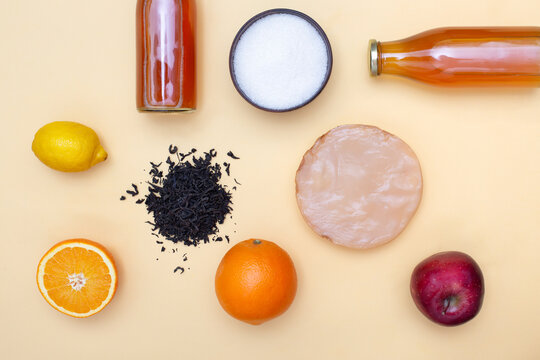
[215,239,297,325]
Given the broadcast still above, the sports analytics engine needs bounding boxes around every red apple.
[410,251,484,326]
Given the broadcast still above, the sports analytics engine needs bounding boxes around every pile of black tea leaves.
[121,146,240,272]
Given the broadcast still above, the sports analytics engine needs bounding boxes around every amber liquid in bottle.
[136,0,196,112]
[370,27,540,86]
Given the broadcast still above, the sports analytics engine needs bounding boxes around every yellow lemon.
[32,121,108,172]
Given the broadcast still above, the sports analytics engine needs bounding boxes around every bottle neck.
[370,39,419,77]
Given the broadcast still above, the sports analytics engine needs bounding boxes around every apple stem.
[442,296,457,315]
[442,298,450,315]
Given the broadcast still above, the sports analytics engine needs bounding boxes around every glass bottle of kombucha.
[136,0,196,112]
[369,27,540,86]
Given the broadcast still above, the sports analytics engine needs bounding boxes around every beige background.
[1,0,539,359]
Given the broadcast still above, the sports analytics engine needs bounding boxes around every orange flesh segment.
[42,247,112,314]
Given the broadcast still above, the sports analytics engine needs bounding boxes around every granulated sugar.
[232,13,330,111]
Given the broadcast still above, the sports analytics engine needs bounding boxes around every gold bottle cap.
[369,39,378,76]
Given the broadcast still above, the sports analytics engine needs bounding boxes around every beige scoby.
[295,125,423,249]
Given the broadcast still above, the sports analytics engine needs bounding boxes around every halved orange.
[36,239,117,318]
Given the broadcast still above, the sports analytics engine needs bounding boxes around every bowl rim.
[229,8,334,113]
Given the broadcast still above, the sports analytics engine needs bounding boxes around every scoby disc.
[295,124,423,249]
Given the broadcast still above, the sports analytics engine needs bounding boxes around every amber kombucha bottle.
[369,27,540,86]
[136,0,196,112]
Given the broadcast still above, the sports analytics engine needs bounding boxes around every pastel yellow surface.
[1,0,539,359]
